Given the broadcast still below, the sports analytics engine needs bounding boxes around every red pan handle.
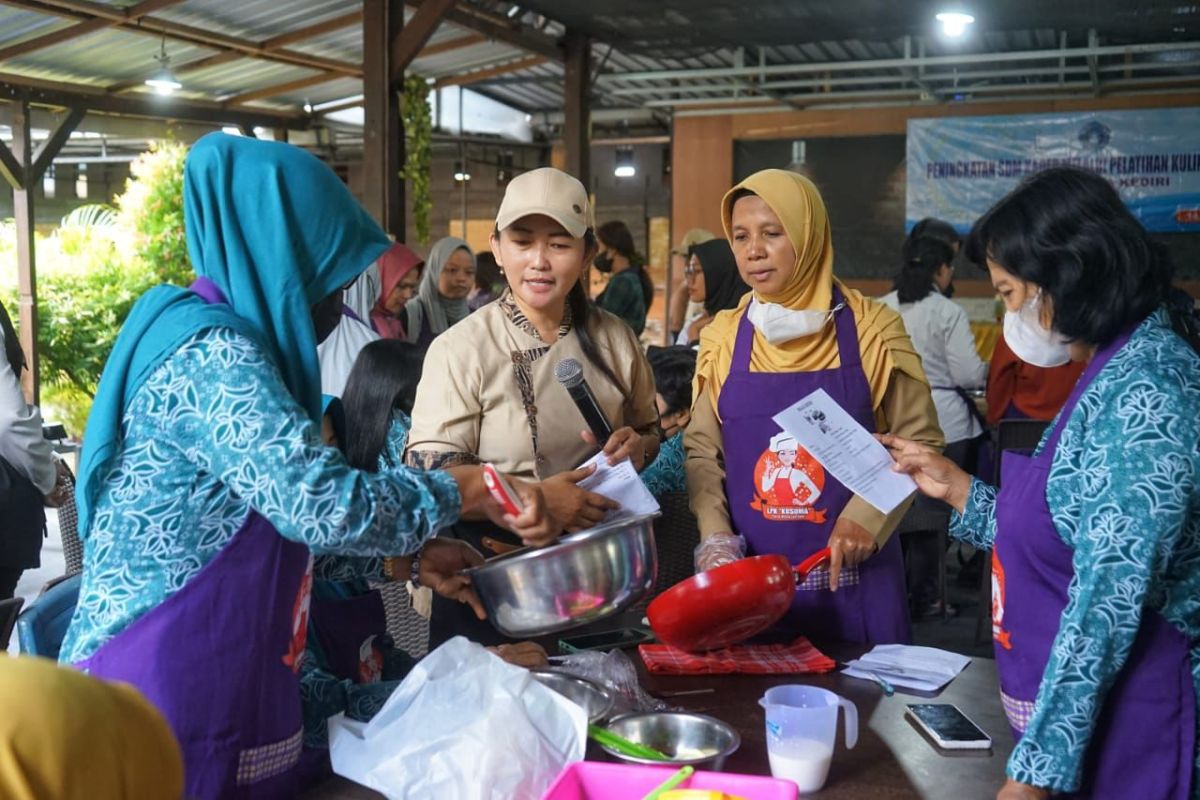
[793,547,832,581]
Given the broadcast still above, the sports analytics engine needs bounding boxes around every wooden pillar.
[11,101,37,403]
[0,103,85,404]
[562,30,591,191]
[363,0,405,239]
[671,115,734,243]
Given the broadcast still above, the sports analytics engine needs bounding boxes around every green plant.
[400,73,433,245]
[116,141,193,285]
[0,140,190,433]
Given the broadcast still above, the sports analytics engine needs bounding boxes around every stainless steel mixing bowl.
[530,669,615,723]
[599,712,741,770]
[466,513,658,637]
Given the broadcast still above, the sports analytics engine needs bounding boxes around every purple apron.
[992,327,1194,798]
[79,278,315,799]
[717,285,911,644]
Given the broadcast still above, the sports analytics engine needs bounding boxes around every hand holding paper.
[773,388,918,514]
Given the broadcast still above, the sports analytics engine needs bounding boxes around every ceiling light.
[145,36,182,95]
[303,98,313,114]
[453,160,471,182]
[506,4,521,18]
[614,147,636,178]
[936,11,975,37]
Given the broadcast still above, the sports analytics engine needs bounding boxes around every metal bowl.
[530,669,614,724]
[599,712,741,770]
[466,513,659,637]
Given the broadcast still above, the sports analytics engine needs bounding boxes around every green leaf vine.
[400,73,432,245]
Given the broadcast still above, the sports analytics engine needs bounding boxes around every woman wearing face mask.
[685,170,943,646]
[883,168,1200,800]
[677,238,750,346]
[407,168,660,647]
[402,236,476,349]
[595,220,654,336]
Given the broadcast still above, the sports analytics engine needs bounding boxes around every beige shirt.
[407,296,659,480]
[685,370,944,546]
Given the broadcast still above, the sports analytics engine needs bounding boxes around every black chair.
[631,492,701,615]
[896,501,952,619]
[974,419,1050,643]
[0,596,24,652]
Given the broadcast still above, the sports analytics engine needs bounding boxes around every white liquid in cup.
[767,737,834,793]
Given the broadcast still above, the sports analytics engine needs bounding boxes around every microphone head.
[554,358,584,389]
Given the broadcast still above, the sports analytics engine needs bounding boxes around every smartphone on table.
[906,703,992,750]
[558,627,654,654]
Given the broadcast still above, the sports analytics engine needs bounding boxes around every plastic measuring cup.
[758,685,858,794]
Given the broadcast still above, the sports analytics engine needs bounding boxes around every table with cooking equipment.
[305,638,1012,799]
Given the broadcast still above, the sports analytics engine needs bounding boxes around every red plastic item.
[482,463,524,517]
[647,548,832,653]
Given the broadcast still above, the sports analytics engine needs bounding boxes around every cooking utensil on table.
[466,513,659,637]
[531,669,615,723]
[589,723,671,760]
[647,548,832,652]
[598,713,741,770]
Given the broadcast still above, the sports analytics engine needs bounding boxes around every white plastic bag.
[329,636,586,800]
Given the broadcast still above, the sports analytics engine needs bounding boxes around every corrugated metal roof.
[1,0,1198,127]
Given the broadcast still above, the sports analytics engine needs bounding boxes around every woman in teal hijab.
[61,134,556,799]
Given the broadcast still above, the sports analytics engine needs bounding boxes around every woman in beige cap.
[407,167,660,646]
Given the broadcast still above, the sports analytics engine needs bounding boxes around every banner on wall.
[906,108,1200,233]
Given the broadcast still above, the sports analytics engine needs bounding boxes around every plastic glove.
[694,532,746,573]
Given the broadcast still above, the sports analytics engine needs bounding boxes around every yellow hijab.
[0,657,184,799]
[694,169,926,414]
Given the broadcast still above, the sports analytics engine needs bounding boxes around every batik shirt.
[61,329,460,665]
[299,411,418,749]
[641,432,686,497]
[950,309,1200,794]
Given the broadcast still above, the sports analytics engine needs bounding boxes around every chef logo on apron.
[991,549,1013,650]
[750,431,828,523]
[282,556,314,672]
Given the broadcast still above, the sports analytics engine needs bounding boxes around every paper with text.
[772,388,917,514]
[577,451,661,522]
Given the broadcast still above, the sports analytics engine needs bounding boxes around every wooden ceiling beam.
[434,54,547,88]
[0,0,361,75]
[0,71,310,128]
[0,0,184,62]
[224,71,343,106]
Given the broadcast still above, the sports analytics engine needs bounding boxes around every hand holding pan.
[647,547,832,652]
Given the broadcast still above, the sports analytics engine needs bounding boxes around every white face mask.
[1002,291,1071,368]
[747,298,844,345]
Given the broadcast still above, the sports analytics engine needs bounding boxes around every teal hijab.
[75,133,390,537]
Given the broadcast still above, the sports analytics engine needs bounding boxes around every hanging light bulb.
[614,147,636,178]
[145,35,182,95]
[454,160,471,182]
[936,11,975,38]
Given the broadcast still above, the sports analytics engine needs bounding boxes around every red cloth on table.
[639,637,837,675]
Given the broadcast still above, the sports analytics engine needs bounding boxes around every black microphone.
[554,358,614,445]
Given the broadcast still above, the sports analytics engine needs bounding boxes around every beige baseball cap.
[495,167,593,238]
[672,227,716,255]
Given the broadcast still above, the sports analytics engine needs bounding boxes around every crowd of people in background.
[0,132,1197,800]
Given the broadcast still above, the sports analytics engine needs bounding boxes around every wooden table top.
[306,640,1011,799]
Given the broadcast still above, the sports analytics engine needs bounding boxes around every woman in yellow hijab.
[684,170,943,645]
[0,656,183,799]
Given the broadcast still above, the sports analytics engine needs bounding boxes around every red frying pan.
[647,547,832,652]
